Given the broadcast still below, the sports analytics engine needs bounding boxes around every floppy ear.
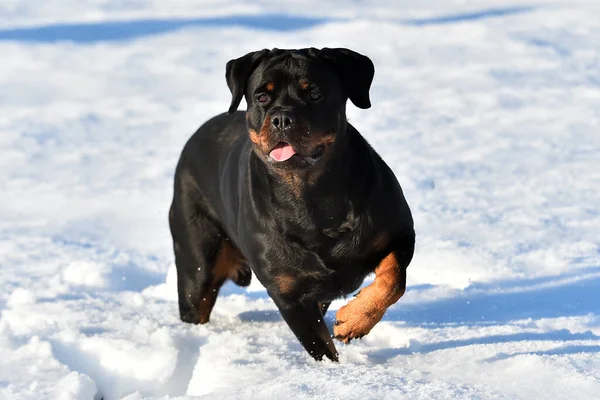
[225,49,270,114]
[320,48,375,109]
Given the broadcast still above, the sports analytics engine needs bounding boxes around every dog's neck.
[306,123,377,223]
[250,123,376,238]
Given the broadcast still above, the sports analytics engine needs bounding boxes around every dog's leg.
[334,239,414,343]
[170,183,252,325]
[319,301,332,316]
[170,198,218,324]
[230,261,252,287]
[270,296,338,362]
[172,242,207,325]
[197,240,252,323]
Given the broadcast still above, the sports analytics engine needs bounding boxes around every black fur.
[169,48,414,361]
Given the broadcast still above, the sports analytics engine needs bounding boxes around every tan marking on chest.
[279,172,304,197]
[274,274,295,295]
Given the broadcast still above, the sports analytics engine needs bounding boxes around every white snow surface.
[1,1,600,399]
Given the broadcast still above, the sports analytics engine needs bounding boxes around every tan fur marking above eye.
[266,82,275,91]
[333,251,406,343]
[299,80,309,90]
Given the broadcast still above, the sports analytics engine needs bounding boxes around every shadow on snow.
[234,269,599,326]
[0,7,534,43]
[387,270,600,325]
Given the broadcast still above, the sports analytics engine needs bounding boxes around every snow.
[1,1,599,399]
[1,1,593,29]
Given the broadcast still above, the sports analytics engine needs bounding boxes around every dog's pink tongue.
[270,143,296,161]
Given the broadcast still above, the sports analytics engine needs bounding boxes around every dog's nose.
[271,111,294,131]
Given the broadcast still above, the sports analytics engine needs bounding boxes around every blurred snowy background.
[1,1,599,399]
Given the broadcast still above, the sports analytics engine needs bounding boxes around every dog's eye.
[309,92,322,101]
[256,94,270,104]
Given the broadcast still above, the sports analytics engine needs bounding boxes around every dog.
[169,48,415,361]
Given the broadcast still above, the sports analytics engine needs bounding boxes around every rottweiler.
[169,48,415,362]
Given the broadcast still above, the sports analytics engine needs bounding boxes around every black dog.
[169,48,414,361]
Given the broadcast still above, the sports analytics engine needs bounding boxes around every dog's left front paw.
[333,292,385,343]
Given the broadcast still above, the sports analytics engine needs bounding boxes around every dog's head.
[226,48,374,172]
